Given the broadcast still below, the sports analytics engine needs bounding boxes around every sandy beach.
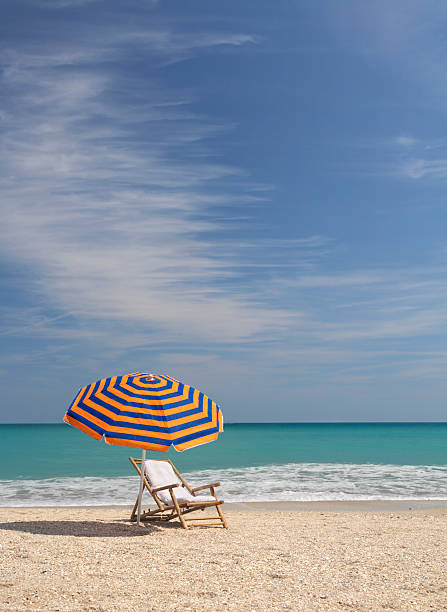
[1,503,447,611]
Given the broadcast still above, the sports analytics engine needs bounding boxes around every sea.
[1,423,447,506]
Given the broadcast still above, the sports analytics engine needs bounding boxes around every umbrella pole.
[136,449,146,526]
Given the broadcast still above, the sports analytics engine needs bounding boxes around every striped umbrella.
[64,372,223,524]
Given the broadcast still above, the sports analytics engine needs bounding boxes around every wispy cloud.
[400,157,447,180]
[29,0,100,7]
[284,273,385,289]
[0,24,298,352]
[342,134,447,181]
[388,134,447,180]
[324,2,447,184]
[394,135,417,147]
[328,1,447,97]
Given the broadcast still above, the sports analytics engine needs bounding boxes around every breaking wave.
[1,462,447,506]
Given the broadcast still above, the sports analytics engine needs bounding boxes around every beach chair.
[129,457,228,529]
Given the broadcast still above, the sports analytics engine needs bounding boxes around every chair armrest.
[192,482,221,493]
[152,483,179,493]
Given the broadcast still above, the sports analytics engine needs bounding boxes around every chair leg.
[171,494,189,529]
[216,504,228,528]
[130,495,140,521]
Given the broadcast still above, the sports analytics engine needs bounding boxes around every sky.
[1,0,447,423]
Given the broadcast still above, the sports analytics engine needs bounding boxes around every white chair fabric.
[144,460,215,505]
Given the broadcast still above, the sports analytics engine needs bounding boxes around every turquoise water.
[1,423,447,479]
[1,423,447,505]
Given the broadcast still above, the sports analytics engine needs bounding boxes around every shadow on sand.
[0,519,175,537]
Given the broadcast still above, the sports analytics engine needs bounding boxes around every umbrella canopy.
[64,372,223,452]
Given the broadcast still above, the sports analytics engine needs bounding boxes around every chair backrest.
[143,459,196,505]
[144,459,181,490]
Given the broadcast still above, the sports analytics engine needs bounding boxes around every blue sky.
[2,0,447,422]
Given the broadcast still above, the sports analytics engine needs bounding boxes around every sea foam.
[1,462,447,506]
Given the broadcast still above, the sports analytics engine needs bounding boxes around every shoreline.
[3,499,447,512]
[227,499,447,512]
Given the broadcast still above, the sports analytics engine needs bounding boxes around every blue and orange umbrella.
[64,371,223,451]
[64,372,223,523]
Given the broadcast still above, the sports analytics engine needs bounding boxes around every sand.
[1,504,447,611]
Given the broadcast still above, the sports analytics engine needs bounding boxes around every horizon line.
[2,421,447,425]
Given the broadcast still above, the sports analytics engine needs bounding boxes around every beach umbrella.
[64,372,223,525]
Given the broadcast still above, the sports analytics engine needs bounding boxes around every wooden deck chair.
[129,457,228,529]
